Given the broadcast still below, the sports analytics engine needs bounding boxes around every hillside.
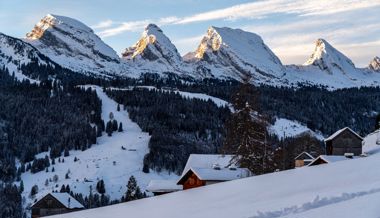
[48,132,380,218]
[20,85,177,207]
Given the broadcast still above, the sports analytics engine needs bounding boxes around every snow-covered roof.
[324,127,363,142]
[146,180,182,193]
[308,155,356,166]
[49,193,84,209]
[193,167,251,181]
[181,154,236,176]
[294,152,314,160]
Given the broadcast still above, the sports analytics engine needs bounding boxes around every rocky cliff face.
[303,39,356,75]
[369,56,380,71]
[25,14,121,76]
[122,24,191,76]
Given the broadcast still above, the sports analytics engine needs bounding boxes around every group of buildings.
[31,127,366,217]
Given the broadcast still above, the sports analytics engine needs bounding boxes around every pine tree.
[112,120,118,132]
[124,176,142,201]
[118,122,123,132]
[106,120,113,137]
[96,179,106,194]
[222,77,271,175]
[117,104,120,111]
[376,114,380,130]
[30,185,38,198]
[19,180,24,193]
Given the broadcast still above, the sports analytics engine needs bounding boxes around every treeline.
[0,183,22,218]
[106,88,231,174]
[174,81,380,136]
[0,67,102,181]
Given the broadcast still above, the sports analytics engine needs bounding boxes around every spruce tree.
[222,77,271,175]
[118,122,123,132]
[124,176,142,201]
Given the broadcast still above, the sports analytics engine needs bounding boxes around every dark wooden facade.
[325,128,363,156]
[178,170,206,190]
[31,194,82,218]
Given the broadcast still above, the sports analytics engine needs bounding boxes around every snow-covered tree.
[222,77,271,175]
[124,176,143,202]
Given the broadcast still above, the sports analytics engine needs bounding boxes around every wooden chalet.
[31,193,84,218]
[324,127,363,156]
[177,154,253,190]
[146,180,182,196]
[294,152,314,167]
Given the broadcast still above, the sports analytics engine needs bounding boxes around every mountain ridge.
[1,14,380,88]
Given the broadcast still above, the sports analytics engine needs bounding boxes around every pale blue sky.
[1,0,379,67]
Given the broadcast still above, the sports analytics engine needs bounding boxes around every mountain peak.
[25,14,120,75]
[304,38,355,74]
[369,56,380,71]
[26,14,93,40]
[122,23,182,69]
[145,23,162,32]
[188,26,284,80]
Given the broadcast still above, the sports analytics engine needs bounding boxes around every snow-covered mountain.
[185,26,285,82]
[1,14,380,88]
[284,39,380,88]
[122,24,190,76]
[25,14,122,76]
[369,56,380,71]
[0,32,52,82]
[303,39,356,75]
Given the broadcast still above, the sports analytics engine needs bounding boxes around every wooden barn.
[31,193,84,218]
[324,127,363,156]
[146,180,182,196]
[177,154,252,190]
[294,152,314,167]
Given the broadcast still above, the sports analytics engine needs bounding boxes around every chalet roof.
[146,180,183,193]
[177,167,252,185]
[325,127,363,142]
[294,152,314,160]
[307,155,356,166]
[181,154,237,177]
[37,193,84,209]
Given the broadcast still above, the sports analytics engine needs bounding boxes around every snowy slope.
[48,131,380,218]
[122,24,192,77]
[25,14,124,76]
[0,32,47,83]
[20,85,177,208]
[186,26,285,82]
[269,118,324,140]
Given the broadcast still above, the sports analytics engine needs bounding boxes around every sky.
[0,0,379,67]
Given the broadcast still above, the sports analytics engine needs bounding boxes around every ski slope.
[20,85,177,208]
[49,132,380,218]
[269,118,324,140]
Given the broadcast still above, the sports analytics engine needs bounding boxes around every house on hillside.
[146,180,182,196]
[324,127,363,156]
[294,152,314,167]
[31,193,84,218]
[177,154,253,190]
[308,154,355,166]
